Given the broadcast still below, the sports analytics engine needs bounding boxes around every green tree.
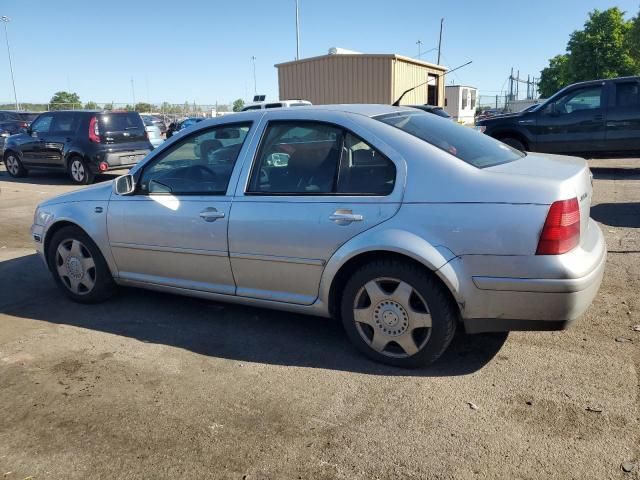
[538,55,569,98]
[232,98,245,112]
[84,101,99,110]
[134,102,153,113]
[538,7,639,97]
[49,91,81,110]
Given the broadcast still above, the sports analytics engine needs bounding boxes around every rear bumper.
[90,149,150,172]
[460,219,606,333]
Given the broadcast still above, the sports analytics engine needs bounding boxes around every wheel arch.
[490,128,531,150]
[322,229,462,319]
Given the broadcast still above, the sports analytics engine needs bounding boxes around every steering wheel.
[186,164,218,181]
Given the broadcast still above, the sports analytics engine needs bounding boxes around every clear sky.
[0,0,638,106]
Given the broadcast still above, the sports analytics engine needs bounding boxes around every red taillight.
[99,162,108,172]
[88,116,100,143]
[536,198,580,255]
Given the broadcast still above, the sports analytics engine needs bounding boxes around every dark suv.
[3,111,152,184]
[476,76,640,156]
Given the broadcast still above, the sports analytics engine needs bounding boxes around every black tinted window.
[249,122,341,194]
[98,113,143,132]
[139,123,250,195]
[377,111,524,168]
[615,82,640,108]
[337,133,395,195]
[51,113,79,134]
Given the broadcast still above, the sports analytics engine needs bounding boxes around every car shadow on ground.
[0,169,120,185]
[591,202,640,228]
[590,166,640,181]
[0,253,508,377]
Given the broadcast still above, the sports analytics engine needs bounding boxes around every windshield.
[376,111,524,168]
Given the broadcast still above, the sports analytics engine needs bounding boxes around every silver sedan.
[31,105,606,367]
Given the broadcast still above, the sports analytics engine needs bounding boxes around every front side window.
[248,121,395,195]
[30,115,53,134]
[556,86,602,114]
[139,123,251,195]
[614,82,640,109]
[377,111,524,168]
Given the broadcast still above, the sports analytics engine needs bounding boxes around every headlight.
[34,208,53,225]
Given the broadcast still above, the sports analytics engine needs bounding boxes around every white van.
[241,99,312,111]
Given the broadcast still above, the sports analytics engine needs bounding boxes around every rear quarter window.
[376,111,524,168]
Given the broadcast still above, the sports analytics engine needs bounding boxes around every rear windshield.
[376,111,524,168]
[98,113,143,132]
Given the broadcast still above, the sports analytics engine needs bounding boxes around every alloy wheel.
[6,155,20,176]
[353,277,432,358]
[71,159,85,182]
[55,238,96,295]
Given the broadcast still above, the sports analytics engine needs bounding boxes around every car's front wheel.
[500,137,526,151]
[68,156,95,185]
[47,225,116,303]
[341,259,457,368]
[4,152,28,177]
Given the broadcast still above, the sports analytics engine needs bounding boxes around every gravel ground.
[0,161,638,480]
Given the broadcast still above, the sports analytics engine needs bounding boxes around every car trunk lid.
[486,152,593,242]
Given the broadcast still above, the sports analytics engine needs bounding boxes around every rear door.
[41,112,80,167]
[228,112,403,305]
[605,79,640,154]
[534,84,606,154]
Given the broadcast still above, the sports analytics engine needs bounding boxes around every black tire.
[68,156,95,185]
[340,259,457,368]
[47,225,116,303]
[500,137,526,151]
[4,152,28,178]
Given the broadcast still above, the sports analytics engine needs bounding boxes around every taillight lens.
[88,116,100,143]
[536,198,580,255]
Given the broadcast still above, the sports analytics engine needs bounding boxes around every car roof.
[564,76,640,89]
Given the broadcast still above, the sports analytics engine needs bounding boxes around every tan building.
[275,53,447,107]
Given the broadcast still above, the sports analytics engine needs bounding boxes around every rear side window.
[248,121,395,195]
[376,111,524,168]
[614,82,640,108]
[265,103,283,109]
[98,113,143,132]
[51,113,79,134]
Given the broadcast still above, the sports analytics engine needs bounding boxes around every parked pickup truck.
[476,76,640,156]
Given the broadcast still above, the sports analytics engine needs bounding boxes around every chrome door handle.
[330,210,363,225]
[199,208,225,222]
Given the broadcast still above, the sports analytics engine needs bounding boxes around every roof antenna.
[392,60,472,106]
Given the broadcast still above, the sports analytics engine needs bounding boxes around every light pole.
[1,16,19,110]
[251,56,257,95]
[295,0,300,60]
[416,40,422,58]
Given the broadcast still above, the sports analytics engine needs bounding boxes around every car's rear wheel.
[340,259,457,368]
[500,137,526,151]
[47,225,116,303]
[68,156,95,185]
[4,152,28,177]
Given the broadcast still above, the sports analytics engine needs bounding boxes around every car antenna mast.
[392,60,472,106]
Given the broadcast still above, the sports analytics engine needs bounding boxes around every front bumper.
[31,223,46,264]
[460,219,607,333]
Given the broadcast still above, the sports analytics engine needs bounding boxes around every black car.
[0,111,39,153]
[408,104,452,119]
[476,76,640,156]
[3,110,152,184]
[166,117,204,138]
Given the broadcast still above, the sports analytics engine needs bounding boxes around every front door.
[107,122,253,294]
[228,118,403,305]
[605,79,640,154]
[534,84,606,154]
[20,113,53,165]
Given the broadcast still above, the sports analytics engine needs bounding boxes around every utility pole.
[295,0,300,60]
[1,16,19,110]
[416,40,422,58]
[130,77,136,110]
[437,18,444,65]
[251,56,257,95]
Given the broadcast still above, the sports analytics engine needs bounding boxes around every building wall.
[392,59,445,107]
[276,54,447,106]
[277,55,392,105]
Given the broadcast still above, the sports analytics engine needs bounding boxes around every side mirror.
[113,174,136,196]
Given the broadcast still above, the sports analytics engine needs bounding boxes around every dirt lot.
[0,161,638,480]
